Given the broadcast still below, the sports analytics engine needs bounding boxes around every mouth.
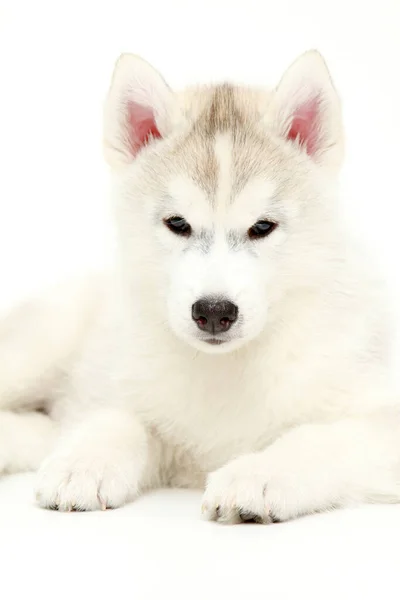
[188,332,245,354]
[204,338,226,346]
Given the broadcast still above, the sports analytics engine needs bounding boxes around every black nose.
[192,297,238,334]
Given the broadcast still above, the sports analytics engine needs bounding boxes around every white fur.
[0,411,56,474]
[1,51,400,523]
[214,134,234,215]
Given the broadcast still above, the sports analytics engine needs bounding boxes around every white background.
[0,3,400,598]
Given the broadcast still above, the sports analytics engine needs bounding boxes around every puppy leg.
[35,408,154,511]
[203,410,400,524]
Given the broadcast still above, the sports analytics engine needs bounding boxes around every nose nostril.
[220,317,231,330]
[196,316,207,329]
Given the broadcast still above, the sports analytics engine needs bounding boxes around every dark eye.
[164,216,192,237]
[248,220,277,240]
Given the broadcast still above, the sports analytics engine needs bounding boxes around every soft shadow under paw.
[238,509,281,524]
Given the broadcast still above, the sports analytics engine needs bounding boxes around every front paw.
[202,452,320,524]
[202,454,277,524]
[35,452,141,512]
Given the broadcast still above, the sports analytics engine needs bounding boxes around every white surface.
[1,1,400,598]
[1,474,400,600]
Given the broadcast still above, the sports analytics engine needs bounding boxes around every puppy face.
[104,52,343,353]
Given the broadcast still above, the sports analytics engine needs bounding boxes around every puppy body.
[1,52,400,522]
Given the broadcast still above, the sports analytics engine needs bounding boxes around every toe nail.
[97,493,107,511]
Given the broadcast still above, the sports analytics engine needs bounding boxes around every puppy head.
[104,52,343,353]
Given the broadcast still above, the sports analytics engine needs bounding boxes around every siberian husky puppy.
[1,51,399,524]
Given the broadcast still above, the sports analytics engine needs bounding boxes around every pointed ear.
[104,54,179,169]
[271,51,344,171]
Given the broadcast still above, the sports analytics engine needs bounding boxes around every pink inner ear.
[287,96,320,156]
[127,100,161,156]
